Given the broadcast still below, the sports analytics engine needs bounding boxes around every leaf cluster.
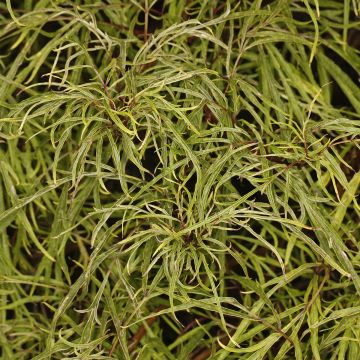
[0,1,360,359]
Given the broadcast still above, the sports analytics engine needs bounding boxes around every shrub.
[0,1,359,359]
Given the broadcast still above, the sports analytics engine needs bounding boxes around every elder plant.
[0,1,360,359]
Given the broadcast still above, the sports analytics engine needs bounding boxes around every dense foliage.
[0,1,360,359]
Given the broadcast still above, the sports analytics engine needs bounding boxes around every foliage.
[0,1,360,359]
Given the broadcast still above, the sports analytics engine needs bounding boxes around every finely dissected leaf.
[1,1,359,359]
